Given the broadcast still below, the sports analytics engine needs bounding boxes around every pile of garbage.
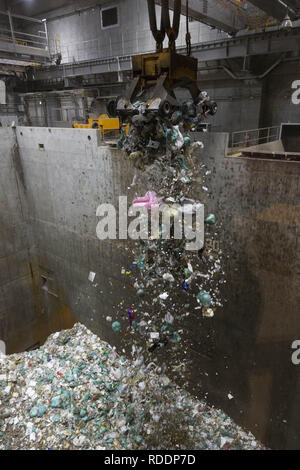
[0,324,264,450]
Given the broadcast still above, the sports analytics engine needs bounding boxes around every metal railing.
[230,126,281,150]
[0,26,47,49]
[0,9,49,54]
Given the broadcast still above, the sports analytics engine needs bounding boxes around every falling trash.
[159,292,169,300]
[133,191,163,210]
[136,289,146,297]
[164,313,174,324]
[112,321,121,333]
[197,291,212,306]
[163,273,175,283]
[172,332,181,343]
[182,282,190,292]
[205,214,216,225]
[202,308,215,318]
[88,272,96,283]
[150,332,160,340]
[127,308,135,325]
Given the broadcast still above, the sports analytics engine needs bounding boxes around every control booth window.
[101,5,119,29]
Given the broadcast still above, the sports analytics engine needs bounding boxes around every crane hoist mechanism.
[108,0,217,128]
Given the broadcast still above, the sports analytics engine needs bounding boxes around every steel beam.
[0,39,50,59]
[282,0,300,13]
[30,27,300,83]
[189,28,300,61]
[154,0,242,34]
[0,58,40,66]
[248,0,297,21]
[0,9,43,23]
[32,56,133,81]
[7,11,16,46]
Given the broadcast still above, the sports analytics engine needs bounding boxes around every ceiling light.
[280,12,293,31]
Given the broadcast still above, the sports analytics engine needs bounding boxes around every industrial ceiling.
[3,0,300,33]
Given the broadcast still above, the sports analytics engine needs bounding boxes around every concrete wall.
[200,59,300,133]
[1,126,299,449]
[198,132,300,450]
[0,129,39,352]
[47,0,226,63]
[15,127,134,350]
[199,77,263,133]
[260,61,300,129]
[0,128,74,353]
[0,128,35,352]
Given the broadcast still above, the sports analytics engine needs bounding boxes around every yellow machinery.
[73,114,123,138]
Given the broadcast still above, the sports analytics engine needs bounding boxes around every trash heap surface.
[0,324,264,450]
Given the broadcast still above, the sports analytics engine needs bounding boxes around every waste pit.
[0,94,266,451]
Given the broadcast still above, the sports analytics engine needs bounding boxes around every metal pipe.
[247,0,297,21]
[7,10,16,46]
[43,20,51,58]
[0,9,43,24]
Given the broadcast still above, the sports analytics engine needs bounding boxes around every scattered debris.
[133,191,163,210]
[205,214,216,225]
[112,321,121,333]
[88,272,96,283]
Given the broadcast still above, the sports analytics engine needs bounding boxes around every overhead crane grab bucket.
[111,0,217,124]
